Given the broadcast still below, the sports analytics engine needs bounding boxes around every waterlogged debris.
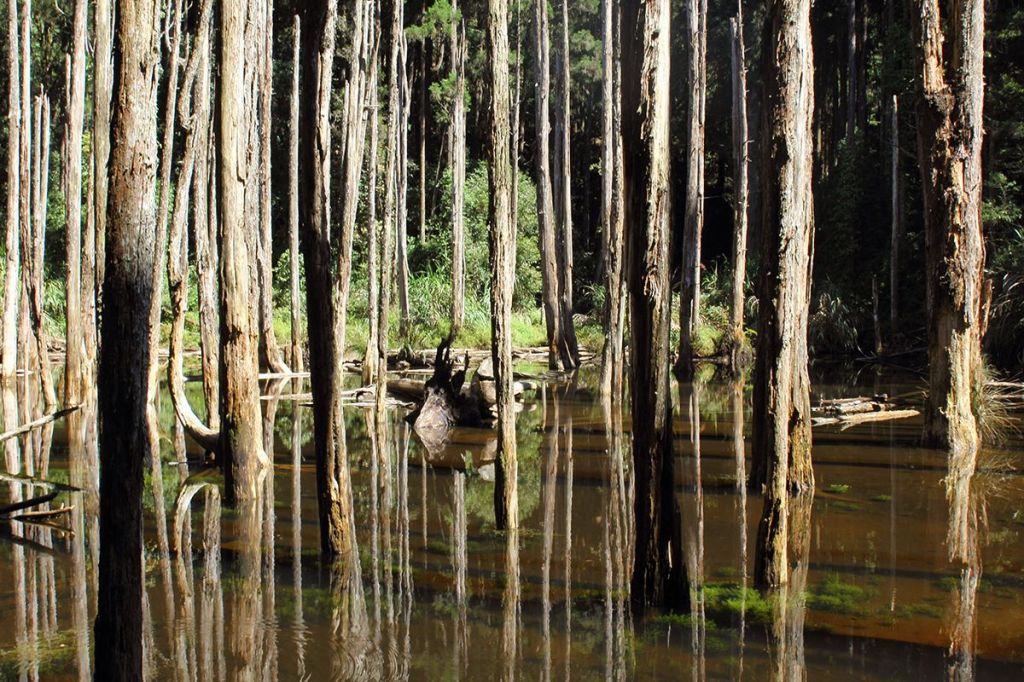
[811,395,920,428]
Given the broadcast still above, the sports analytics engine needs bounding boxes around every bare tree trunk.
[299,0,352,559]
[729,4,750,370]
[449,1,467,338]
[219,0,270,502]
[534,0,571,371]
[194,30,219,427]
[418,38,427,245]
[599,0,625,397]
[15,0,31,379]
[889,94,900,345]
[845,0,858,139]
[392,6,412,345]
[94,0,160,675]
[30,96,55,406]
[290,16,303,374]
[621,0,687,613]
[94,0,113,316]
[553,0,579,365]
[677,0,707,375]
[752,0,816,591]
[363,21,381,385]
[487,0,518,533]
[913,0,985,479]
[511,0,522,256]
[3,0,21,380]
[258,0,289,374]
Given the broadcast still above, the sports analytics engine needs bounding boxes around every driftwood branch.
[0,405,79,444]
[0,492,59,516]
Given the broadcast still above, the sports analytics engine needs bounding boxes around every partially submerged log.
[811,395,920,428]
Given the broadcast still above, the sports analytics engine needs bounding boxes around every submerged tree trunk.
[3,0,20,380]
[219,0,269,502]
[299,0,352,558]
[621,0,687,613]
[94,0,161,676]
[449,1,467,339]
[677,0,707,375]
[599,0,625,397]
[913,0,985,468]
[729,5,750,370]
[752,0,816,591]
[290,16,303,374]
[487,0,518,532]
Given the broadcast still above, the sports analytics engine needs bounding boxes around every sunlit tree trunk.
[29,96,55,406]
[677,0,707,375]
[290,15,303,374]
[219,0,270,502]
[391,2,412,344]
[487,0,518,532]
[363,22,381,385]
[299,0,352,558]
[3,0,21,381]
[913,0,985,469]
[449,0,467,339]
[621,0,687,612]
[94,0,161,676]
[94,0,113,314]
[552,0,579,365]
[752,0,816,591]
[599,0,625,397]
[729,4,749,370]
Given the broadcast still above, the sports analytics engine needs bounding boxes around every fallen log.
[812,409,920,428]
[0,405,80,445]
[9,505,73,521]
[0,492,59,516]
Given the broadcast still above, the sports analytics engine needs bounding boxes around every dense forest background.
[1,0,1022,369]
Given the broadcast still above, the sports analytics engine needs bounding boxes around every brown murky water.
[1,363,1022,680]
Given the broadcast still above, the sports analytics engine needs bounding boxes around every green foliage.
[808,285,859,356]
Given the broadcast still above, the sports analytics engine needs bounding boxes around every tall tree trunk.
[418,36,427,245]
[15,0,31,378]
[290,15,303,374]
[258,0,288,374]
[449,1,466,338]
[511,0,522,258]
[94,0,161,676]
[599,0,625,397]
[30,95,55,406]
[299,0,352,559]
[553,0,580,365]
[94,0,113,317]
[677,0,707,375]
[394,7,412,344]
[845,0,858,139]
[621,0,687,613]
[363,16,381,385]
[3,0,20,380]
[729,4,749,370]
[219,0,270,502]
[534,0,571,371]
[752,0,816,591]
[889,94,900,345]
[194,24,219,427]
[487,0,518,532]
[913,0,985,480]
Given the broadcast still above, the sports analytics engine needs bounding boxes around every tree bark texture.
[63,0,87,396]
[290,15,304,373]
[599,0,625,397]
[391,0,412,343]
[889,94,901,343]
[299,0,352,558]
[677,0,707,375]
[913,0,986,471]
[94,0,113,312]
[3,0,21,380]
[752,0,816,591]
[487,0,518,532]
[621,0,687,613]
[363,19,381,385]
[449,1,467,338]
[729,6,750,370]
[94,0,161,677]
[219,0,270,502]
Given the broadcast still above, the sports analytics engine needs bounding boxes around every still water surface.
[1,363,1022,680]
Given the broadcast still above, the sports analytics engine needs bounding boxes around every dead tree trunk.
[533,0,570,371]
[552,0,580,365]
[66,20,89,398]
[418,37,427,245]
[449,0,467,339]
[94,0,113,314]
[599,0,625,397]
[677,0,707,375]
[299,0,351,559]
[15,0,31,379]
[889,94,900,345]
[913,0,986,475]
[30,95,55,406]
[621,0,688,613]
[729,4,750,370]
[94,0,160,676]
[487,0,518,532]
[511,0,522,251]
[752,0,816,591]
[393,6,412,345]
[3,0,20,380]
[363,20,381,385]
[219,0,270,502]
[257,0,288,374]
[290,16,303,373]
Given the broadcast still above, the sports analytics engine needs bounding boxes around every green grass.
[822,483,850,494]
